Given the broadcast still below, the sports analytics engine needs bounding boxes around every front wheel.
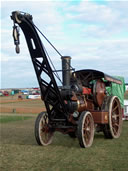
[77,111,94,148]
[35,112,54,146]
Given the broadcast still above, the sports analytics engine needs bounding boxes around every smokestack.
[61,56,71,88]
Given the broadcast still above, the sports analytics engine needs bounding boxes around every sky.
[1,0,128,88]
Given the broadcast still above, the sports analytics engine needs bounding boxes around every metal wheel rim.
[82,112,94,147]
[39,113,53,145]
[109,96,122,138]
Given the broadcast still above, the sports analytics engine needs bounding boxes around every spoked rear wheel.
[35,112,54,146]
[77,111,94,148]
[103,96,122,139]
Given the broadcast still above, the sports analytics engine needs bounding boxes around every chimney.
[61,56,71,88]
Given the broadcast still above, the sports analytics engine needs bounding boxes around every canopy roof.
[74,69,122,85]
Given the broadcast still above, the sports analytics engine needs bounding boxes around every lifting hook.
[12,24,20,53]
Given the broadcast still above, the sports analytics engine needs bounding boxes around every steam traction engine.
[11,11,123,148]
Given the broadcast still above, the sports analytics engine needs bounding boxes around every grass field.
[0,93,128,170]
[0,115,32,123]
[0,114,128,171]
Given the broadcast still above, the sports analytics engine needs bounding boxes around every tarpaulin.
[106,76,125,108]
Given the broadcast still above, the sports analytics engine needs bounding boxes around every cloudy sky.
[1,0,128,88]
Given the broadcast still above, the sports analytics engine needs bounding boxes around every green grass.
[0,115,32,123]
[0,116,128,171]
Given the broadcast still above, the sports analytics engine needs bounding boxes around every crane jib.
[11,11,68,119]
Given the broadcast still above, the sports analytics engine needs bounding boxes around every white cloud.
[65,1,128,38]
[65,1,118,23]
[1,1,128,88]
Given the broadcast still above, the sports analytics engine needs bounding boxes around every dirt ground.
[0,94,45,114]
